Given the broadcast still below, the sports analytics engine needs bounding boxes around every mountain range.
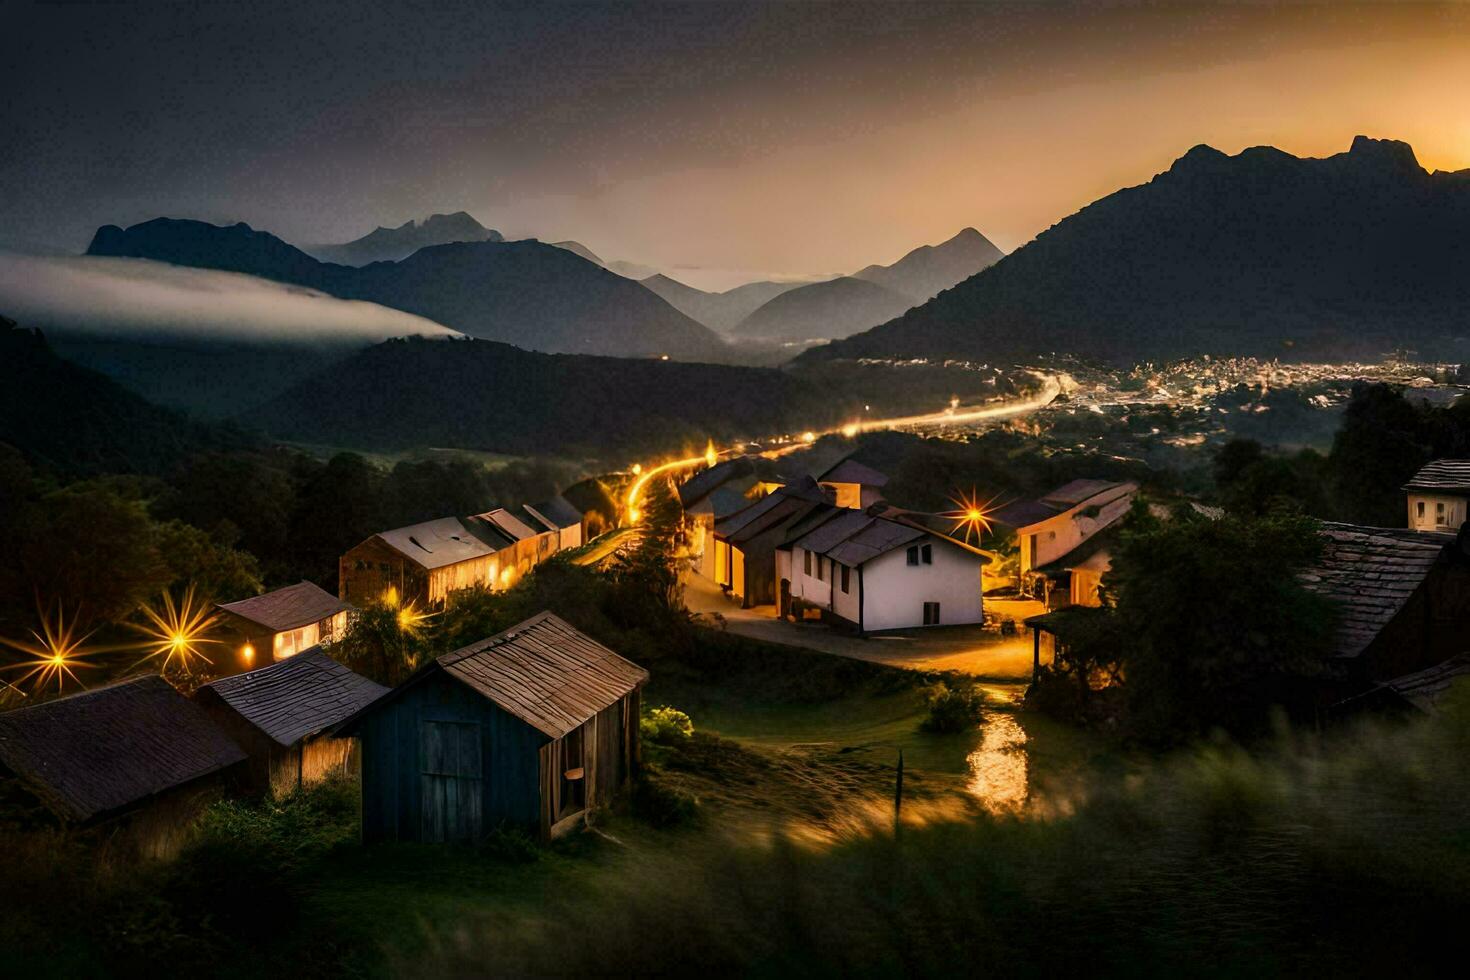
[87,219,728,361]
[803,136,1470,364]
[648,227,1004,342]
[550,241,659,280]
[305,211,503,265]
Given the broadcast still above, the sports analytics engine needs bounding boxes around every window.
[921,544,933,565]
[923,602,941,626]
[1417,501,1426,519]
[840,564,850,593]
[817,557,825,582]
[804,550,811,575]
[1437,502,1446,523]
[906,545,919,565]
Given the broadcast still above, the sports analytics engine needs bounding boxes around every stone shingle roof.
[1299,523,1454,659]
[0,675,245,823]
[199,648,387,747]
[1403,459,1470,494]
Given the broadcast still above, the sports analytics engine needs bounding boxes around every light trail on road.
[621,373,1064,523]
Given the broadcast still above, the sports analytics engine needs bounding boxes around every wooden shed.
[0,675,246,858]
[338,611,648,843]
[216,580,353,673]
[195,648,387,796]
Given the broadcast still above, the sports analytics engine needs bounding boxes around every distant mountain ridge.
[87,218,728,360]
[550,240,659,280]
[853,227,1005,303]
[731,276,917,342]
[804,136,1470,365]
[306,211,503,265]
[245,335,857,457]
[640,274,805,332]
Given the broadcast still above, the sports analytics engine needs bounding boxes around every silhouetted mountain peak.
[1344,134,1422,174]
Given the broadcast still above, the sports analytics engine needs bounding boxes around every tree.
[1105,511,1336,742]
[329,600,433,687]
[151,520,263,604]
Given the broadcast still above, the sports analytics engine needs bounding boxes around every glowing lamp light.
[133,584,221,675]
[631,463,642,476]
[704,440,718,468]
[241,642,255,665]
[801,431,816,443]
[628,507,642,523]
[381,585,400,609]
[841,423,859,438]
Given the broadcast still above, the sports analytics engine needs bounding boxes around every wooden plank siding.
[359,671,547,841]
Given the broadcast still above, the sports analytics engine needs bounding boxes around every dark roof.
[0,675,245,823]
[437,612,649,738]
[1380,655,1470,713]
[829,519,931,566]
[217,581,351,632]
[1300,523,1454,659]
[792,510,875,555]
[1025,605,1111,640]
[706,485,756,519]
[528,494,583,530]
[992,480,1135,530]
[199,648,388,747]
[715,477,828,538]
[1403,459,1470,494]
[818,457,889,488]
[678,456,755,508]
[1042,479,1127,507]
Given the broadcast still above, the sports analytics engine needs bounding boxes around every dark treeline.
[1214,382,1470,525]
[0,441,589,643]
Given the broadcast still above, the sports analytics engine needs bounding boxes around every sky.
[4,1,1470,290]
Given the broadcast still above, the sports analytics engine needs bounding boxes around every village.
[6,427,1470,870]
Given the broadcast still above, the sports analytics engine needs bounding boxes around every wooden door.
[420,720,483,842]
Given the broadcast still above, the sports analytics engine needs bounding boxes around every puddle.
[965,701,1029,814]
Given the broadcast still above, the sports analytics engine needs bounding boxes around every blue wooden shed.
[337,611,648,842]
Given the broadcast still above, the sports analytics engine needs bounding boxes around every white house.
[1404,460,1470,533]
[776,505,989,632]
[992,479,1138,575]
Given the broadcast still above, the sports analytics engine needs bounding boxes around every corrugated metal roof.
[477,507,539,542]
[528,494,582,530]
[1403,459,1470,494]
[819,457,890,487]
[1299,523,1453,659]
[0,675,245,823]
[1042,479,1127,507]
[200,648,388,747]
[438,612,649,738]
[217,581,351,632]
[377,517,503,570]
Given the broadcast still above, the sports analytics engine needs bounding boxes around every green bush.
[919,681,986,733]
[641,705,694,744]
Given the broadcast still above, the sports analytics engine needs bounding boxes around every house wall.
[358,672,547,842]
[1407,493,1469,532]
[559,523,583,551]
[787,544,835,610]
[1359,560,1470,684]
[714,538,730,586]
[860,537,984,632]
[537,690,639,838]
[340,537,429,607]
[429,554,500,603]
[1019,486,1136,573]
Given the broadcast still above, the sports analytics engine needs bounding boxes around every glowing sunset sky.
[4,1,1469,289]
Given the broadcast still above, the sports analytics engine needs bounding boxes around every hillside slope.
[733,276,916,342]
[641,274,803,332]
[853,227,1004,302]
[805,136,1470,364]
[0,315,247,475]
[244,336,857,457]
[88,219,728,360]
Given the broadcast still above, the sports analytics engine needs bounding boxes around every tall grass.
[422,694,1470,977]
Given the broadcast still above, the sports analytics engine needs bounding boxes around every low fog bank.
[0,253,460,344]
